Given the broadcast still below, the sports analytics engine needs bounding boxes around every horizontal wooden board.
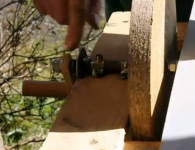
[39,12,130,150]
[40,138,160,150]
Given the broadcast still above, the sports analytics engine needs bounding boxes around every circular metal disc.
[76,47,88,79]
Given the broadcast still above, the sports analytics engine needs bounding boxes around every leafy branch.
[0,0,105,149]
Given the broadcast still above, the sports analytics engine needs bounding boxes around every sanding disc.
[128,0,177,140]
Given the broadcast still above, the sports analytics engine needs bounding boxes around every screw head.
[92,70,103,77]
[120,71,128,80]
[168,60,178,72]
[51,59,62,72]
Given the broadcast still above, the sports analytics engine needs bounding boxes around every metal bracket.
[51,47,128,82]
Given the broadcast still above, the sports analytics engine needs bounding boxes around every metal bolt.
[121,71,128,80]
[91,54,104,77]
[92,70,103,77]
[51,58,62,73]
[120,61,128,80]
[96,54,103,63]
[168,60,178,72]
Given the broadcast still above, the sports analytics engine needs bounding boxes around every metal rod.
[22,80,68,98]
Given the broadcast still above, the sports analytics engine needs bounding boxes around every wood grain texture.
[61,52,73,92]
[177,22,188,50]
[128,0,176,140]
[22,81,68,98]
[50,75,128,133]
[40,130,126,150]
[39,12,130,150]
[123,141,160,150]
[128,0,153,140]
[91,12,130,61]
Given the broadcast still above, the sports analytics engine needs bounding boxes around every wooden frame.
[38,10,188,149]
[160,1,195,150]
[39,12,130,150]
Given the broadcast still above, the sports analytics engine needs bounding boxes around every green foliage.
[0,1,105,150]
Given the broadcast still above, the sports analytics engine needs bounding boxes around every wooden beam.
[90,12,129,61]
[40,137,160,150]
[123,141,160,150]
[128,0,177,140]
[61,52,73,92]
[39,12,130,150]
[160,1,195,150]
[177,22,188,50]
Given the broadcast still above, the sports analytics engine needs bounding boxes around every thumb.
[65,0,87,51]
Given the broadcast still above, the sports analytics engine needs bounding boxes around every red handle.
[22,80,68,98]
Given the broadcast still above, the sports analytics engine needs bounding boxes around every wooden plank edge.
[124,141,160,150]
[39,129,126,150]
[177,22,188,50]
[39,130,160,150]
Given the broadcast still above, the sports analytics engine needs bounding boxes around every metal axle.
[51,48,128,80]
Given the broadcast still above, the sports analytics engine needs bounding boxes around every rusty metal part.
[22,80,68,98]
[90,54,128,79]
[61,52,73,92]
[51,48,91,81]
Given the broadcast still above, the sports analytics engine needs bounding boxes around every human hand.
[32,0,101,51]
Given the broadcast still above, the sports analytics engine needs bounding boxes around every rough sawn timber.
[128,0,177,140]
[39,12,130,150]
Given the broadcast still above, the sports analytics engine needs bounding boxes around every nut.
[168,60,178,72]
[51,58,62,73]
[120,61,128,80]
[91,54,104,77]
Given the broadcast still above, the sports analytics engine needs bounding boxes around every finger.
[86,0,101,29]
[49,0,69,25]
[65,0,87,51]
[32,0,47,15]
